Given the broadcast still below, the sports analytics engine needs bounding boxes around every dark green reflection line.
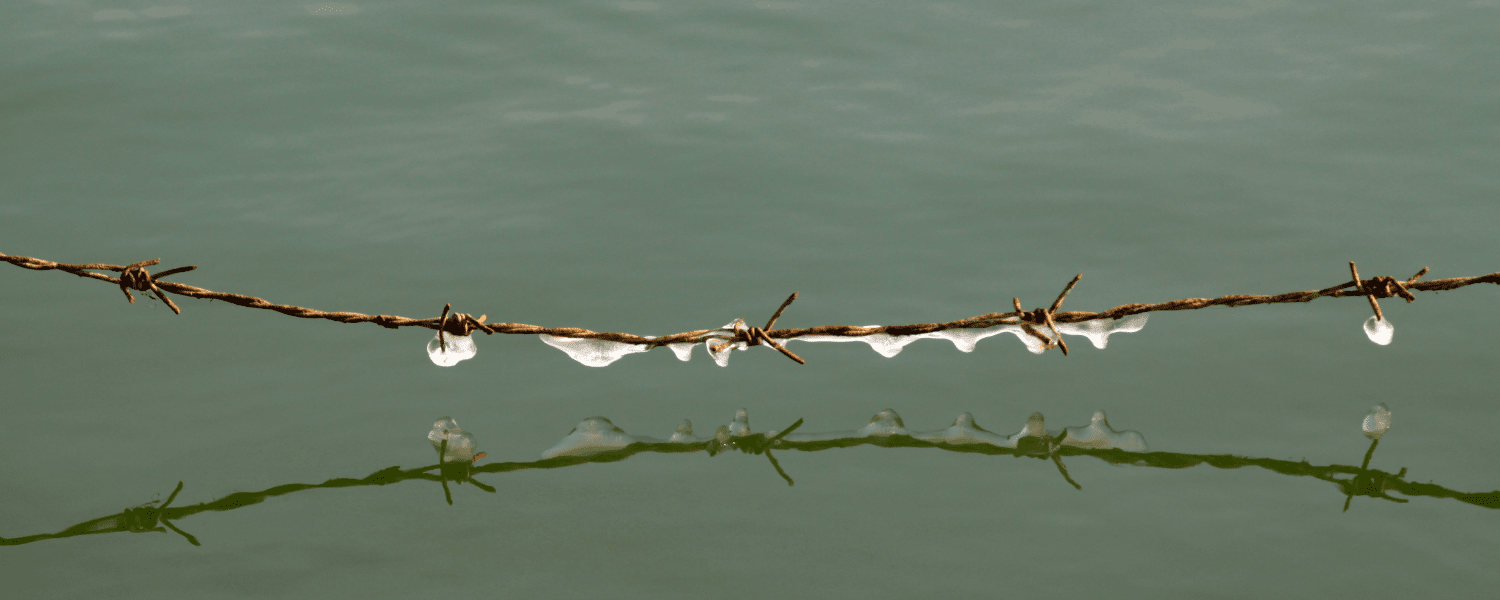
[3,433,1496,547]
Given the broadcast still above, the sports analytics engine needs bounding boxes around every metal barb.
[1349,261,1384,322]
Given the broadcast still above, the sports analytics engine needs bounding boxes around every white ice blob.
[915,412,1011,446]
[539,334,652,367]
[668,419,702,443]
[1363,403,1392,440]
[857,409,910,437]
[928,324,1024,353]
[1059,411,1148,452]
[703,321,748,367]
[667,343,696,361]
[428,417,477,462]
[1056,314,1149,349]
[707,338,746,367]
[426,332,477,366]
[776,319,1129,358]
[1363,316,1394,345]
[541,416,639,458]
[1008,327,1053,354]
[784,326,922,357]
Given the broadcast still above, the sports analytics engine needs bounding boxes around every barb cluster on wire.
[5,252,1497,364]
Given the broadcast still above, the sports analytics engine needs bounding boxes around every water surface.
[3,1,1499,597]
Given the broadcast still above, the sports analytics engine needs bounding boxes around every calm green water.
[3,0,1498,597]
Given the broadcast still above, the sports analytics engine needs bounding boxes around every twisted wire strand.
[5,252,1497,358]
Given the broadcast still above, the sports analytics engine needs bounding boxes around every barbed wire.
[5,252,1497,363]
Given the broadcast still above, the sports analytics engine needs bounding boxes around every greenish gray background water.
[3,0,1498,597]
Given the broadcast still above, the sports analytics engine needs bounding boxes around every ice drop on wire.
[427,332,477,366]
[539,334,651,367]
[1363,316,1394,345]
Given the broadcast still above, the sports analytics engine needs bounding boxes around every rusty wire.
[4,251,1497,364]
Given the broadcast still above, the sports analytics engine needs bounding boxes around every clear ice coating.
[426,332,477,367]
[541,416,640,458]
[1055,314,1149,349]
[1363,403,1393,440]
[857,409,911,437]
[1059,411,1148,452]
[539,334,652,367]
[1363,316,1394,345]
[428,417,477,462]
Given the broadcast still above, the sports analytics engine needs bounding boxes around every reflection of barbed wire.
[5,252,1496,363]
[4,424,1495,547]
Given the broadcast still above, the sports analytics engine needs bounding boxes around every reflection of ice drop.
[728,408,752,437]
[915,412,1011,446]
[1363,316,1394,345]
[668,419,701,443]
[427,333,477,366]
[857,409,910,437]
[428,417,477,462]
[1007,412,1048,444]
[1059,411,1148,452]
[541,416,638,458]
[539,334,651,367]
[1363,404,1392,440]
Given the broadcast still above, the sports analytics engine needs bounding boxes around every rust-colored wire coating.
[5,252,1497,363]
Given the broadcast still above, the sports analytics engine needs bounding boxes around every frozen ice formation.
[541,416,640,458]
[539,334,652,367]
[1363,404,1392,440]
[667,343,696,362]
[857,409,911,437]
[426,332,477,367]
[428,417,477,462]
[703,322,750,367]
[533,313,1149,368]
[1059,411,1148,452]
[784,327,924,358]
[1055,314,1149,350]
[914,412,1011,446]
[775,316,1148,359]
[924,325,1017,353]
[1363,316,1394,345]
